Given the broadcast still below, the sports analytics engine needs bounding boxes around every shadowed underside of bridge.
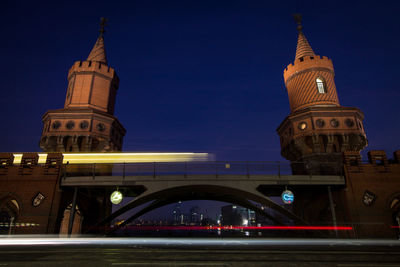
[85,183,312,234]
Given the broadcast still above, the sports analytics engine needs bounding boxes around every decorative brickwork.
[292,150,400,239]
[341,150,400,238]
[40,26,125,152]
[0,153,14,175]
[283,56,339,112]
[277,19,367,173]
[0,153,63,234]
[44,153,63,175]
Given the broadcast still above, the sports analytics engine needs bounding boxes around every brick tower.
[277,15,367,174]
[40,18,125,152]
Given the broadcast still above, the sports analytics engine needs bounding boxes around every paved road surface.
[0,238,399,266]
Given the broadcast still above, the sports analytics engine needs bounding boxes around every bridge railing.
[63,161,343,178]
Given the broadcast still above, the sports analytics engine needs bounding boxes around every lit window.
[316,77,326,93]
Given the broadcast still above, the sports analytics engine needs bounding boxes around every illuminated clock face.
[110,191,123,204]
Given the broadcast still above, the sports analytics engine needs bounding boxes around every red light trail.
[122,225,353,231]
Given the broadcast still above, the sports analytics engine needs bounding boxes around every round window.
[330,119,339,128]
[345,119,354,127]
[66,121,75,129]
[96,123,106,132]
[316,119,325,128]
[80,121,89,129]
[52,121,61,130]
[298,122,307,130]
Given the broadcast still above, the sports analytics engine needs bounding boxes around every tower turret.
[277,15,367,174]
[40,18,126,152]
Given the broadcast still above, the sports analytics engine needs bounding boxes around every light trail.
[120,225,353,231]
[0,237,399,248]
[11,152,211,164]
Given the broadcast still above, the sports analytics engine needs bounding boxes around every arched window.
[316,77,326,94]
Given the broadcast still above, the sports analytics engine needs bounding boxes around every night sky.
[2,1,400,219]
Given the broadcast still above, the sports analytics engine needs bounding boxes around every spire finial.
[293,13,303,33]
[99,17,108,38]
[293,14,315,60]
[87,18,108,64]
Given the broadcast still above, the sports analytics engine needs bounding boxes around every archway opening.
[0,198,19,235]
[97,185,309,238]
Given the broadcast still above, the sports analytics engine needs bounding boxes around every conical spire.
[293,14,315,60]
[87,18,108,64]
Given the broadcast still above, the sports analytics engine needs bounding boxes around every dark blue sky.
[1,0,399,162]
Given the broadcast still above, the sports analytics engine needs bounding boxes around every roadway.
[0,238,399,266]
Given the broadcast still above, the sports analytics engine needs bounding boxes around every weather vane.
[99,17,108,37]
[293,13,303,32]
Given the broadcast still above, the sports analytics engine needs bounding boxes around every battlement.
[0,153,63,177]
[284,55,334,82]
[343,150,400,174]
[68,60,116,80]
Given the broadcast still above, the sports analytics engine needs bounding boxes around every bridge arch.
[90,184,308,234]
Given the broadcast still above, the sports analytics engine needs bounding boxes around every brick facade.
[277,19,367,172]
[40,33,125,152]
[292,150,400,238]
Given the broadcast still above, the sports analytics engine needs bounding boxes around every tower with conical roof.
[277,15,367,174]
[40,18,126,152]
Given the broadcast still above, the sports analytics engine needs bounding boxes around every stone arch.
[63,136,74,152]
[77,136,85,151]
[0,195,21,235]
[47,136,58,151]
[319,134,328,152]
[304,136,314,152]
[333,134,342,153]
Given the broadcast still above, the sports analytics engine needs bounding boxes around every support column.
[326,135,334,153]
[72,135,79,151]
[341,134,350,151]
[68,187,78,237]
[311,134,322,153]
[327,186,338,237]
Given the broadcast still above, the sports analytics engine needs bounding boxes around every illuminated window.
[316,77,326,93]
[298,122,307,130]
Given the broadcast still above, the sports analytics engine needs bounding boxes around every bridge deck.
[60,174,345,187]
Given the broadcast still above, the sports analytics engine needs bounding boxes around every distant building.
[172,201,183,225]
[189,206,200,225]
[221,205,255,226]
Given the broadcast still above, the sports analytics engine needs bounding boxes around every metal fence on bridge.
[63,161,343,178]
